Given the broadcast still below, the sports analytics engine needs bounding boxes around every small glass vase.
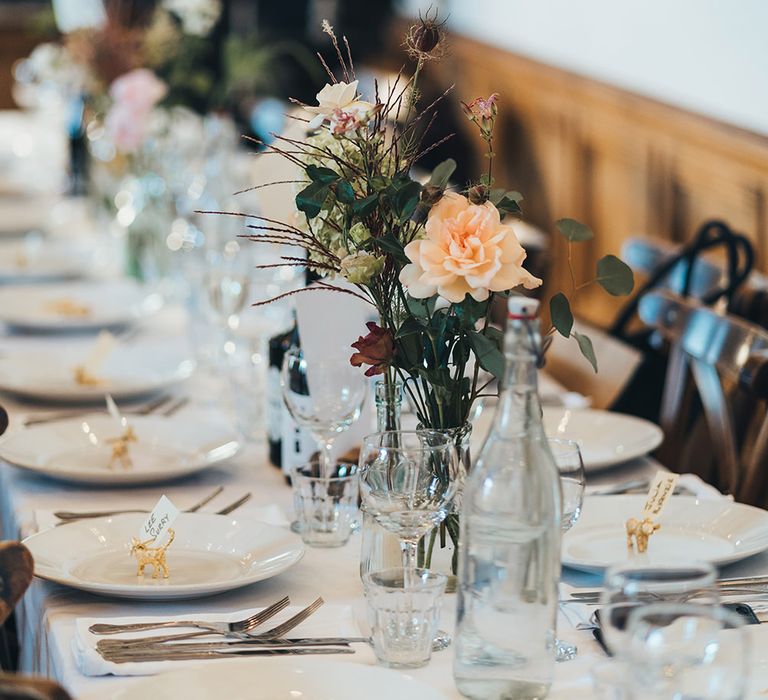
[359,377,404,579]
[417,422,472,593]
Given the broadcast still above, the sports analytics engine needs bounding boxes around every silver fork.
[54,485,225,521]
[89,595,290,636]
[23,394,173,427]
[97,597,325,647]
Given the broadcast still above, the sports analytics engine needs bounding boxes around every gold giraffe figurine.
[626,517,661,554]
[130,528,175,579]
[107,427,138,469]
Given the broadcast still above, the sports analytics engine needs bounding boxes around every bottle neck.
[492,316,544,437]
[375,377,403,433]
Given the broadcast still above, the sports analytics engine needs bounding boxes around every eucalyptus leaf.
[373,234,409,264]
[352,193,379,218]
[305,164,339,185]
[496,194,522,217]
[295,181,328,218]
[468,330,506,380]
[596,255,635,296]
[428,159,456,188]
[573,331,598,373]
[396,316,425,338]
[549,292,573,338]
[406,296,436,319]
[556,218,593,242]
[334,180,355,204]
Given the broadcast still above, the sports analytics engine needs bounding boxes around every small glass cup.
[626,603,750,700]
[291,462,359,548]
[598,561,719,656]
[363,568,447,669]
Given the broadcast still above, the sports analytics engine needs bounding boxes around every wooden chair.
[0,542,72,700]
[638,290,768,504]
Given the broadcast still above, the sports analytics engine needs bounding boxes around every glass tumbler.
[364,568,447,669]
[291,462,359,547]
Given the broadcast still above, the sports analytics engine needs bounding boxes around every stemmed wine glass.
[549,438,586,662]
[281,347,368,479]
[358,431,459,587]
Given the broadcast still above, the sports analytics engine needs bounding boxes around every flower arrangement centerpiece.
[212,17,634,571]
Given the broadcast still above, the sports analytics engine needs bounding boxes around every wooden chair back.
[0,542,33,627]
[639,290,768,503]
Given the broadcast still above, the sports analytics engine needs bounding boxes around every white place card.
[139,495,179,546]
[641,471,680,521]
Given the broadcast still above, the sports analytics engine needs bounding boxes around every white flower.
[305,80,373,129]
[162,0,221,36]
[340,251,384,284]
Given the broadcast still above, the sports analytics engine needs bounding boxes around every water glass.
[625,603,750,700]
[364,568,447,669]
[599,561,719,656]
[291,462,359,547]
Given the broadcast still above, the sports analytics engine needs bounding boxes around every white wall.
[397,0,768,136]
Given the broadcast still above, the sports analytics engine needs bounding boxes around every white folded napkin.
[73,604,358,677]
[585,473,727,500]
[34,503,290,534]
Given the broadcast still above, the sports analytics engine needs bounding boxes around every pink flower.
[104,69,167,152]
[109,68,167,113]
[399,192,542,303]
[462,93,499,121]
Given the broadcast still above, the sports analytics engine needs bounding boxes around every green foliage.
[468,330,505,380]
[372,234,409,264]
[573,331,598,373]
[295,181,330,218]
[428,159,457,188]
[596,255,635,296]
[556,218,594,242]
[549,293,573,338]
[352,194,379,218]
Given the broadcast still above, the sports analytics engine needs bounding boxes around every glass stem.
[318,436,335,480]
[401,538,418,589]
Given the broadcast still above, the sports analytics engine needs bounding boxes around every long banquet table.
[2,309,768,699]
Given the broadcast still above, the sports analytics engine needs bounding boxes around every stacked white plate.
[0,410,239,485]
[563,495,768,572]
[0,280,162,331]
[23,513,305,600]
[0,342,194,401]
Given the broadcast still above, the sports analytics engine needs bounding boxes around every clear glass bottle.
[454,297,562,700]
[359,377,404,578]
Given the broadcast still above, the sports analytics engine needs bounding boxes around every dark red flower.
[350,322,395,377]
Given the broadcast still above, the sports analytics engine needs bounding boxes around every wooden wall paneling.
[410,30,768,328]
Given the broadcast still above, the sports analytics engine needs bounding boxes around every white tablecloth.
[1,307,765,699]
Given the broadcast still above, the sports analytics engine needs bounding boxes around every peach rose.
[399,192,542,303]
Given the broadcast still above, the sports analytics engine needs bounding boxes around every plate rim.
[0,412,240,485]
[23,513,305,600]
[562,494,768,572]
[543,407,664,470]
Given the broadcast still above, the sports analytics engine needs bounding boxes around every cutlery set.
[90,596,365,663]
[566,575,768,606]
[53,486,252,523]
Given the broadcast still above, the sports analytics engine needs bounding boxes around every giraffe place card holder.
[131,495,180,579]
[626,471,679,554]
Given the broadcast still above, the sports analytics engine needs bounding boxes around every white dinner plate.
[113,657,450,700]
[0,343,194,402]
[23,513,305,600]
[542,408,663,471]
[470,406,663,471]
[0,411,239,485]
[563,495,768,573]
[0,280,162,331]
[0,238,95,283]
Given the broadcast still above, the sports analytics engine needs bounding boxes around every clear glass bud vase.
[417,421,472,593]
[359,377,404,579]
